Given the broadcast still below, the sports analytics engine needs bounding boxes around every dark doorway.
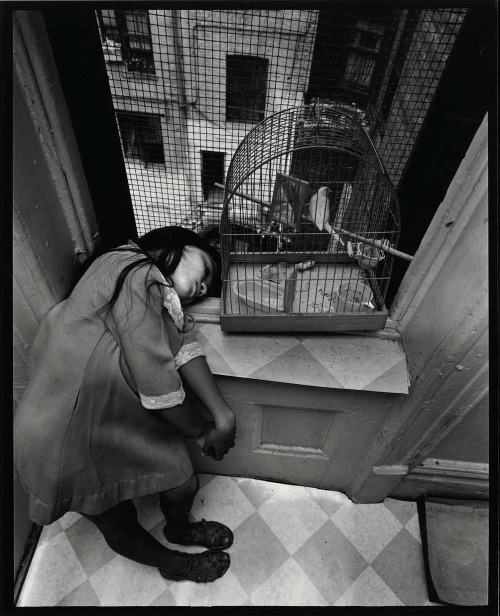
[42,7,138,249]
[201,151,225,201]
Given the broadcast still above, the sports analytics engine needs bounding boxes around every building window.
[226,55,268,123]
[307,11,394,109]
[116,111,165,164]
[342,19,384,92]
[97,10,155,75]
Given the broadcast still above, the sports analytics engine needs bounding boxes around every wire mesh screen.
[96,7,466,239]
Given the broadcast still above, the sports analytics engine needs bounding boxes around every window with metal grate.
[97,9,155,75]
[116,111,165,165]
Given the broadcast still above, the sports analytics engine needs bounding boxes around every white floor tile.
[405,513,422,542]
[335,566,404,606]
[251,558,328,606]
[169,568,248,606]
[192,475,255,530]
[258,484,329,554]
[332,501,403,562]
[89,555,167,606]
[58,511,83,530]
[307,485,350,516]
[17,532,87,606]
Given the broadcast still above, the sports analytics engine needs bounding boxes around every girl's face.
[170,245,216,306]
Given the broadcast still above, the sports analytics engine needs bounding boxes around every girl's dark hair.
[101,226,222,315]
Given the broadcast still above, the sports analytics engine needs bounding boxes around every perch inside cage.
[219,103,401,332]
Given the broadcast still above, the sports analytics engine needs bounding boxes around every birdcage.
[219,103,401,332]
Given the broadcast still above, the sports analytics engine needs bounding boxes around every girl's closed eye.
[204,262,215,288]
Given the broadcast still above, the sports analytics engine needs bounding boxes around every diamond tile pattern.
[17,475,430,607]
[332,501,404,563]
[197,323,409,395]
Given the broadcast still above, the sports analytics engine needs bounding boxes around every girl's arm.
[177,356,235,430]
[156,400,205,439]
[178,356,236,458]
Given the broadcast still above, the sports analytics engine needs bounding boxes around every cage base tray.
[220,312,389,333]
[222,261,388,332]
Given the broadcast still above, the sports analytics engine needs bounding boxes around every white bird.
[309,186,333,233]
[309,186,345,247]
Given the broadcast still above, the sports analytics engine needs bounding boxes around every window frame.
[115,110,165,165]
[97,9,155,76]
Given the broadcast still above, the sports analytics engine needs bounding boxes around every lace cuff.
[174,341,206,370]
[139,386,185,410]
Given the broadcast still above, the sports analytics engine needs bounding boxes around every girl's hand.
[192,420,215,455]
[202,415,236,461]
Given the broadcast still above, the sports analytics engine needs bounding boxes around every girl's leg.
[82,498,229,581]
[159,473,199,529]
[160,475,233,549]
[158,390,233,549]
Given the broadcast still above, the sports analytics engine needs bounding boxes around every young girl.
[14,226,236,584]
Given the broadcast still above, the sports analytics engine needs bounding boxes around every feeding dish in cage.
[232,262,297,313]
[355,242,385,271]
[220,104,401,333]
[335,281,375,313]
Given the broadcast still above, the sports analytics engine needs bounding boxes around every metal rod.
[215,183,270,209]
[331,226,414,261]
[215,184,413,261]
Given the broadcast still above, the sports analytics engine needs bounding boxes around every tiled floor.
[17,475,440,607]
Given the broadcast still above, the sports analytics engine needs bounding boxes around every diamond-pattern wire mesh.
[95,8,466,239]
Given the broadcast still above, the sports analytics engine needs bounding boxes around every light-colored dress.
[14,243,205,525]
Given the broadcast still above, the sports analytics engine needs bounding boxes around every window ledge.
[186,298,409,395]
[123,71,158,83]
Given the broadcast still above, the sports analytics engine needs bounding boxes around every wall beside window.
[13,11,99,578]
[389,115,489,500]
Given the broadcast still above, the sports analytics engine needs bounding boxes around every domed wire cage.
[219,104,401,332]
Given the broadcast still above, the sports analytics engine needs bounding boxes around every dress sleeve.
[174,326,206,370]
[108,265,185,410]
